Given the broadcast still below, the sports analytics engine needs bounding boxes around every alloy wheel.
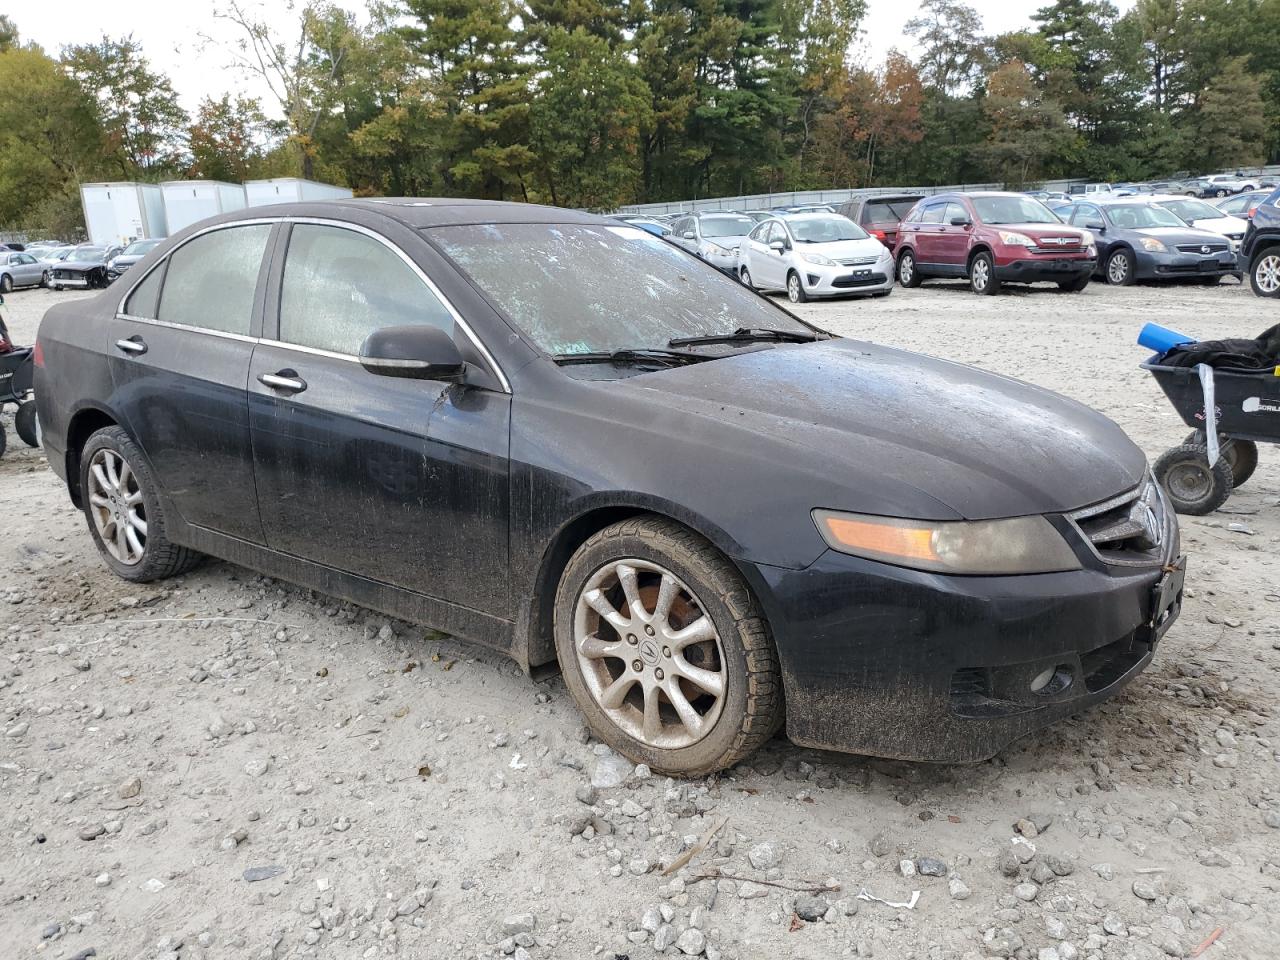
[41,271,50,288]
[573,559,726,749]
[87,448,147,565]
[899,255,913,284]
[788,275,802,302]
[1256,254,1280,295]
[740,268,753,289]
[1107,252,1130,284]
[972,257,989,291]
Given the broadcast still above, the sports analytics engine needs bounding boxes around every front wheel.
[554,517,782,777]
[1106,249,1134,285]
[1250,249,1280,298]
[897,250,921,287]
[78,426,203,582]
[969,252,1000,295]
[1154,442,1234,515]
[14,401,39,448]
[40,271,50,288]
[739,266,754,290]
[786,271,808,303]
[0,274,12,294]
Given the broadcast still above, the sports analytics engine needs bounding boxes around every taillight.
[871,230,886,241]
[33,339,44,367]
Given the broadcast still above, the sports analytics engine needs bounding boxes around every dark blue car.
[1053,198,1241,285]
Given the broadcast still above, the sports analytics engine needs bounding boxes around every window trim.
[115,216,511,394]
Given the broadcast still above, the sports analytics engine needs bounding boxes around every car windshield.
[864,200,919,222]
[700,216,755,238]
[1104,205,1184,229]
[1156,199,1224,222]
[73,246,107,259]
[430,223,810,356]
[123,240,161,256]
[786,216,868,243]
[973,196,1061,225]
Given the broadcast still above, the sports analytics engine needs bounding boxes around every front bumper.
[801,259,896,297]
[51,274,91,288]
[995,256,1096,283]
[750,543,1183,763]
[1137,249,1240,279]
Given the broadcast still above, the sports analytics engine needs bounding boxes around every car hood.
[794,238,887,258]
[1128,226,1235,244]
[57,258,106,270]
[704,236,747,250]
[992,224,1089,243]
[1185,215,1247,234]
[111,254,145,266]
[617,339,1145,521]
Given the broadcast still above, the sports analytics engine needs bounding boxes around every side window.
[919,203,947,224]
[278,224,454,356]
[944,202,969,224]
[18,254,36,265]
[157,225,272,335]
[124,265,165,319]
[1075,204,1102,226]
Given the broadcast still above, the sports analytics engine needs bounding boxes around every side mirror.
[682,231,696,240]
[359,325,465,381]
[949,216,971,227]
[1085,220,1105,231]
[769,240,786,252]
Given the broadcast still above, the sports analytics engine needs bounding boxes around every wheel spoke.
[128,509,148,537]
[584,588,630,633]
[665,682,704,737]
[118,459,133,491]
[103,453,121,492]
[125,526,144,558]
[89,493,111,509]
[652,574,679,628]
[599,673,637,710]
[673,658,724,697]
[579,633,624,660]
[668,616,715,650]
[642,686,663,741]
[91,463,112,496]
[616,563,646,620]
[115,521,129,558]
[125,490,143,507]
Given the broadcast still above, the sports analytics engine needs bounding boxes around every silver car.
[0,251,49,292]
[668,213,757,274]
[737,213,895,302]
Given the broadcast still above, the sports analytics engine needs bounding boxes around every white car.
[667,213,756,274]
[1147,195,1250,252]
[737,213,894,302]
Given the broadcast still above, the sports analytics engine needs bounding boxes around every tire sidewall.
[1251,250,1280,298]
[553,526,756,775]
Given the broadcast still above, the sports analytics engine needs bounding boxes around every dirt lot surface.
[2,279,1278,960]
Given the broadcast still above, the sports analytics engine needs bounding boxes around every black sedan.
[1054,198,1241,284]
[34,199,1185,774]
[50,244,122,290]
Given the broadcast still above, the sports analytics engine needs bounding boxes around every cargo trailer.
[80,183,168,246]
[161,180,247,233]
[244,178,353,207]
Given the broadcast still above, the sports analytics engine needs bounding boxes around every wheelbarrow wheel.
[1181,432,1258,488]
[15,400,38,448]
[1154,443,1234,515]
[0,420,6,459]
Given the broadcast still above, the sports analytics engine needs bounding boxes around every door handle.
[259,371,307,393]
[115,337,146,355]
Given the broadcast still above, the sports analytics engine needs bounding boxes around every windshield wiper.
[667,326,822,348]
[553,348,710,367]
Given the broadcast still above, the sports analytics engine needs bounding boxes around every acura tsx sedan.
[35,199,1185,775]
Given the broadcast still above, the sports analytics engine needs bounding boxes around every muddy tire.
[554,517,782,777]
[79,426,202,582]
[1154,442,1234,515]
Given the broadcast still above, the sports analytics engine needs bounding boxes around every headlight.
[1085,243,1097,257]
[998,231,1036,247]
[1140,237,1167,252]
[812,509,1082,575]
[702,244,733,259]
[801,252,836,266]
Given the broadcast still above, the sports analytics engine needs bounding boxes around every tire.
[969,251,1000,295]
[0,273,12,293]
[14,400,38,448]
[1250,248,1280,298]
[1154,442,1234,515]
[1215,189,1227,198]
[40,271,49,288]
[78,426,202,582]
[1058,275,1089,292]
[1105,249,1134,285]
[553,517,783,777]
[897,249,922,287]
[786,271,808,303]
[0,421,6,460]
[1182,432,1258,488]
[739,266,754,290]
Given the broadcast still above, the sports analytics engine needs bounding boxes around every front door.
[247,222,511,616]
[106,222,275,543]
[758,222,789,289]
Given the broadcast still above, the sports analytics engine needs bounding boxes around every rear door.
[247,221,511,616]
[910,201,949,267]
[106,222,276,543]
[13,253,44,286]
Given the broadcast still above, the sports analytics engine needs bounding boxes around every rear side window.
[124,266,165,319]
[278,224,454,356]
[157,225,272,335]
[864,200,918,222]
[919,203,947,224]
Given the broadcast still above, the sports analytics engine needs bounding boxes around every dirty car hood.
[622,339,1146,520]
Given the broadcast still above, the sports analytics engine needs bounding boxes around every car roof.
[780,211,842,221]
[218,197,608,230]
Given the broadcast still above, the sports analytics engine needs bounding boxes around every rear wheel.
[786,271,808,303]
[0,421,7,460]
[1154,442,1234,515]
[79,426,202,582]
[1250,249,1280,298]
[897,249,922,287]
[969,252,1000,295]
[1106,249,1134,285]
[14,401,38,448]
[554,517,782,777]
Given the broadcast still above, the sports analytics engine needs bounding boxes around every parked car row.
[0,240,159,292]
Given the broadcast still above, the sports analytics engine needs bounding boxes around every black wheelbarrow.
[0,297,39,459]
[1144,360,1280,514]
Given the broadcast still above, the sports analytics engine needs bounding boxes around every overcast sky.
[14,1,1135,114]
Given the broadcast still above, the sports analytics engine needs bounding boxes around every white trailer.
[161,180,247,233]
[80,183,168,246]
[244,178,353,207]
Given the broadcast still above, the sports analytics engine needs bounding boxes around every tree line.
[1,0,1277,236]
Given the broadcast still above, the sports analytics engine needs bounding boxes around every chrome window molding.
[114,215,512,393]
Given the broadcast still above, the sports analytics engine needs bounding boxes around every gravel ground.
[2,279,1278,960]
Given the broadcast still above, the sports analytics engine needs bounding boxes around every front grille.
[836,256,878,267]
[1067,479,1169,566]
[53,269,74,279]
[832,272,887,288]
[1175,242,1228,254]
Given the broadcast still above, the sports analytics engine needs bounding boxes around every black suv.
[1242,187,1280,298]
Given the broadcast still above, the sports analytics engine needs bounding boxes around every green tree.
[904,0,987,95]
[0,15,19,52]
[188,95,277,181]
[61,35,189,176]
[979,59,1074,188]
[1193,55,1269,169]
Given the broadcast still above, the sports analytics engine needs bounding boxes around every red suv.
[895,192,1097,294]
